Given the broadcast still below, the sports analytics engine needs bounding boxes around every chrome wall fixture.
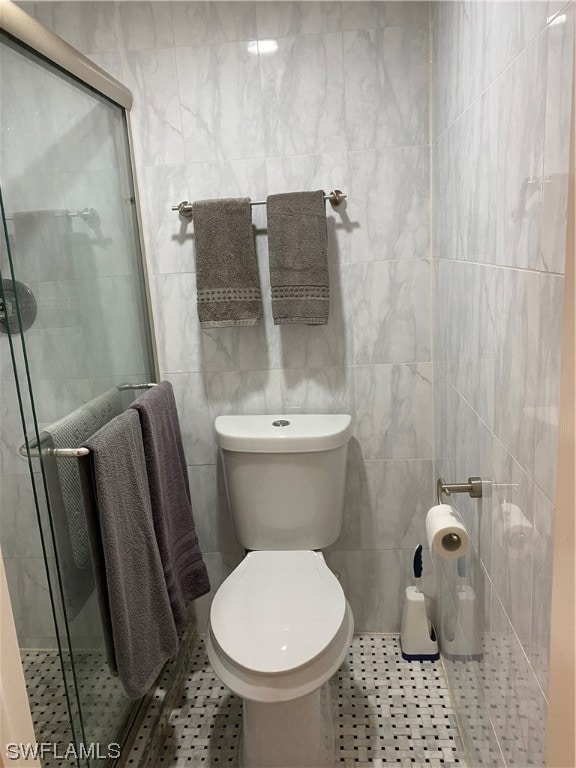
[436,476,483,505]
[171,189,348,220]
[18,383,157,459]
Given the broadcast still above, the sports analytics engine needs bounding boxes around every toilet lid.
[210,551,346,675]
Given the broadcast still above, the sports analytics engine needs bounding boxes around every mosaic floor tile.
[158,634,467,767]
[21,649,128,768]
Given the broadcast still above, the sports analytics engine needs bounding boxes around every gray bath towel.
[266,190,329,325]
[41,388,124,620]
[130,381,210,627]
[79,410,178,699]
[192,198,261,328]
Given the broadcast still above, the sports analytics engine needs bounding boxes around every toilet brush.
[400,545,439,661]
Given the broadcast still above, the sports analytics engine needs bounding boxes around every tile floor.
[21,649,129,768]
[157,634,467,767]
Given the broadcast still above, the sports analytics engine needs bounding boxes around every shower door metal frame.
[0,1,161,763]
[0,0,160,386]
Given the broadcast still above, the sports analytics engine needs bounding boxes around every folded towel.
[192,198,261,328]
[266,190,329,325]
[130,381,210,626]
[41,388,124,620]
[79,410,178,699]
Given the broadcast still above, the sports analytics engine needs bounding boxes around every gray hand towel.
[192,197,261,328]
[266,190,329,325]
[130,381,210,627]
[79,410,178,699]
[41,388,124,620]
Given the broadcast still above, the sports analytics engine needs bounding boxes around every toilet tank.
[215,414,352,551]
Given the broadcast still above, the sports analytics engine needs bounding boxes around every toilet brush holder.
[400,587,439,661]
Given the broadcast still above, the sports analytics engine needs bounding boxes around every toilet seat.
[211,551,345,674]
[207,550,354,703]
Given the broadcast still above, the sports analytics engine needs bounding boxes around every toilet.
[206,414,354,768]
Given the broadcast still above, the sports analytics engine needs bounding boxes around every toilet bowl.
[207,550,353,702]
[207,550,353,767]
[208,414,354,767]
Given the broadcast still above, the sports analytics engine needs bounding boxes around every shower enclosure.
[0,8,158,765]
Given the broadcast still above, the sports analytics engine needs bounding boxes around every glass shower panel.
[0,32,155,763]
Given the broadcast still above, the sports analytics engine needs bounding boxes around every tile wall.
[432,2,574,765]
[18,0,434,632]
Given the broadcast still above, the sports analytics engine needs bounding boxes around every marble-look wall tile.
[280,365,353,415]
[530,486,554,695]
[482,1,549,89]
[348,259,431,365]
[152,273,203,374]
[29,2,120,55]
[0,474,44,557]
[119,2,174,51]
[124,48,184,168]
[186,158,268,248]
[354,363,433,460]
[186,464,242,555]
[344,25,429,151]
[1,381,32,475]
[342,1,429,31]
[493,268,540,477]
[76,276,149,378]
[434,379,493,561]
[495,34,547,270]
[256,2,342,38]
[534,274,564,499]
[260,33,346,157]
[277,261,352,369]
[490,438,535,653]
[201,271,280,373]
[138,164,190,275]
[338,458,433,551]
[0,58,60,181]
[324,549,406,632]
[348,147,430,262]
[176,42,265,164]
[171,2,257,46]
[541,3,574,273]
[164,372,216,466]
[439,260,496,429]
[191,551,245,632]
[5,328,88,384]
[467,86,499,261]
[434,112,471,261]
[3,557,56,643]
[204,369,283,419]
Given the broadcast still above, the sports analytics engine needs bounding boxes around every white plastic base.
[400,586,439,660]
[240,682,334,768]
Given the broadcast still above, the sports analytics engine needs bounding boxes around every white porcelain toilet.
[206,414,354,768]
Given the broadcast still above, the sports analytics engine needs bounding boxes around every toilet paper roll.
[501,502,532,550]
[426,504,470,560]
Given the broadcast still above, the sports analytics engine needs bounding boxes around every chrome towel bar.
[18,383,157,459]
[172,189,347,220]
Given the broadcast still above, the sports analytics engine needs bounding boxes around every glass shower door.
[0,30,156,765]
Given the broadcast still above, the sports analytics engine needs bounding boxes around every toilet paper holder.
[436,476,483,505]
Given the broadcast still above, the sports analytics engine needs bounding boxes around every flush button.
[272,419,290,427]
